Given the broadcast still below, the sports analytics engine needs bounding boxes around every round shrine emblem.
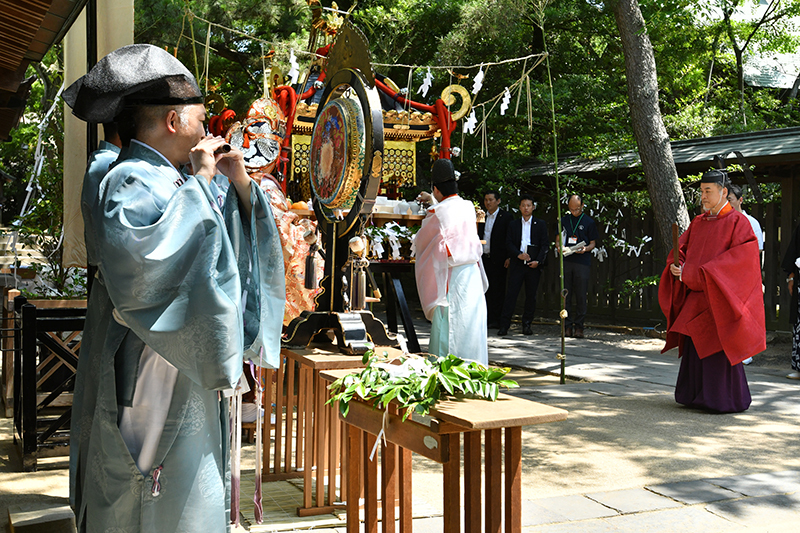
[309,96,366,210]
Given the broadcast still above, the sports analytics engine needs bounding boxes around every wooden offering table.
[265,345,404,516]
[321,369,568,533]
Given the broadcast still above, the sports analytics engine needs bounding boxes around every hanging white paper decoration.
[287,50,300,85]
[418,67,433,97]
[500,87,511,115]
[463,108,478,134]
[472,66,484,95]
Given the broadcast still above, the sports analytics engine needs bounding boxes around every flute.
[215,143,232,154]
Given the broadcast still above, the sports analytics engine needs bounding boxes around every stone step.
[0,228,48,266]
[7,504,76,533]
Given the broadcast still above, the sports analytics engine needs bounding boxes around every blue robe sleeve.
[223,179,284,369]
[96,162,276,390]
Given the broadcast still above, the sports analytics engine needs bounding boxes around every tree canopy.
[5,0,800,230]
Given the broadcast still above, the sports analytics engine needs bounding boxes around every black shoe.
[575,326,584,339]
[497,328,508,336]
[565,326,573,337]
[522,323,533,335]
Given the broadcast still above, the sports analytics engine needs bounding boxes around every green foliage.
[327,349,519,420]
[618,275,660,298]
[0,46,86,297]
[14,226,87,298]
[1,48,64,227]
[135,0,311,116]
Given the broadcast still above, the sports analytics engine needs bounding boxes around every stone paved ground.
[3,317,800,532]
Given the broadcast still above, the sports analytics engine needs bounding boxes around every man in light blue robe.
[64,44,284,532]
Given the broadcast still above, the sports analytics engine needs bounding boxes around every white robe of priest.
[414,195,488,364]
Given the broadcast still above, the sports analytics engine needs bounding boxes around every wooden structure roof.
[0,0,87,140]
[522,126,800,183]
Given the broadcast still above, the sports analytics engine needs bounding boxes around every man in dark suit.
[498,194,549,336]
[478,190,512,328]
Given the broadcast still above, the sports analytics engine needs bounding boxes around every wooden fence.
[500,202,792,332]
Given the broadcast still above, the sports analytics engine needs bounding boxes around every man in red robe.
[659,169,765,413]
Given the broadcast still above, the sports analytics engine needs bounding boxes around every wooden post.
[274,358,285,474]
[399,446,412,533]
[464,431,482,533]
[20,303,37,471]
[443,433,461,533]
[364,431,378,533]
[381,440,397,533]
[346,424,361,533]
[285,358,295,473]
[263,369,274,476]
[485,429,503,533]
[504,427,522,533]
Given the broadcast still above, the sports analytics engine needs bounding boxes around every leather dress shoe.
[522,323,533,335]
[564,326,573,337]
[497,328,509,336]
[574,326,584,339]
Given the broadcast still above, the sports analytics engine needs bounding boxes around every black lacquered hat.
[431,158,456,184]
[63,44,203,123]
[700,169,728,185]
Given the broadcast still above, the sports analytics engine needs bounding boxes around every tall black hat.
[63,44,203,123]
[431,158,456,185]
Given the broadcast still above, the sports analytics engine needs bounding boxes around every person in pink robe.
[414,159,488,364]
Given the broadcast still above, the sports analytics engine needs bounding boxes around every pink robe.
[414,195,488,363]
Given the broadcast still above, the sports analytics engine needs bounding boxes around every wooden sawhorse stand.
[322,370,568,533]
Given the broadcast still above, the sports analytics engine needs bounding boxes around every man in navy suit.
[478,190,512,328]
[498,194,549,336]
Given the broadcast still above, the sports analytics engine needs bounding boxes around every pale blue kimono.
[80,140,120,266]
[70,141,284,532]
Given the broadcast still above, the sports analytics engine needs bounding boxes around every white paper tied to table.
[383,222,403,260]
[371,236,385,258]
[388,236,402,259]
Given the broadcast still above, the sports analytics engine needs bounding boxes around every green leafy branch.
[327,350,519,421]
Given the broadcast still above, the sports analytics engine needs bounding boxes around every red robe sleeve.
[658,224,689,355]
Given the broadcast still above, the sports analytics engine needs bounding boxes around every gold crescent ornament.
[204,93,226,114]
[269,66,284,91]
[383,77,401,94]
[441,85,471,121]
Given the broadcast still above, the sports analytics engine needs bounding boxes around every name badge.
[568,236,578,245]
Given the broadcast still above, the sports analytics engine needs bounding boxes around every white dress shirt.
[520,216,532,253]
[483,209,498,255]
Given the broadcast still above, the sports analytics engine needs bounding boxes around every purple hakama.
[675,338,751,413]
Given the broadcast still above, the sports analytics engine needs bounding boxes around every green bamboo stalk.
[535,2,566,384]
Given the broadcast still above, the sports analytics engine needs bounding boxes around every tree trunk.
[789,70,800,102]
[607,0,690,247]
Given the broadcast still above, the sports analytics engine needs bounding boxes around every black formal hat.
[63,44,203,123]
[431,158,457,184]
[700,169,728,186]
